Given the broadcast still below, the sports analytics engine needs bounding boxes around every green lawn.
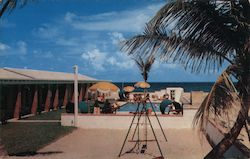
[22,109,66,120]
[0,122,75,156]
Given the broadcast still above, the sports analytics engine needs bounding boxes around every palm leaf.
[193,69,241,132]
[133,55,155,82]
[150,0,249,48]
[0,0,33,17]
[122,33,233,73]
[134,56,144,72]
[121,1,250,73]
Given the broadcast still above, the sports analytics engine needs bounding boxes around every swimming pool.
[118,102,160,112]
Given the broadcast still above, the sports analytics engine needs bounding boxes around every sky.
[0,0,224,82]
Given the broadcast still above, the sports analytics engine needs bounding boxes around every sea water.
[114,82,214,92]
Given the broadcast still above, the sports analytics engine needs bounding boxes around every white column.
[74,65,78,127]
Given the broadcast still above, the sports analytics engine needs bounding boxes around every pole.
[74,65,78,127]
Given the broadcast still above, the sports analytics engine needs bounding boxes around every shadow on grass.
[9,151,63,156]
[1,122,76,156]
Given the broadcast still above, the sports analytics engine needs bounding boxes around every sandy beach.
[5,128,211,159]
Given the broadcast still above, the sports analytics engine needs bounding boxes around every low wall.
[61,109,197,129]
[191,91,208,107]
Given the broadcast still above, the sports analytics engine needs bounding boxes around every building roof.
[0,68,98,84]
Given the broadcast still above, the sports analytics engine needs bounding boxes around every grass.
[0,109,74,156]
[0,122,75,156]
[0,123,75,156]
[22,108,66,120]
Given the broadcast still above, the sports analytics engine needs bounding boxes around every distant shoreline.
[114,82,214,92]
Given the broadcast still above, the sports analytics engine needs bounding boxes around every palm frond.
[193,69,241,132]
[134,57,144,72]
[122,0,250,73]
[150,0,249,48]
[133,55,155,82]
[122,32,232,73]
[0,0,33,18]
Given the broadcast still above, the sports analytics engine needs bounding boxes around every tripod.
[118,95,167,158]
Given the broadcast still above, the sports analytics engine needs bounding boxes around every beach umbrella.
[134,81,150,89]
[88,82,120,93]
[123,86,135,92]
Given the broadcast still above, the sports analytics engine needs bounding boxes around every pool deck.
[5,128,211,159]
[61,109,196,129]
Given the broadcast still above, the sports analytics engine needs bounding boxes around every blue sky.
[0,0,223,82]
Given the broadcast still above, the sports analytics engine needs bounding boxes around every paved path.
[6,128,211,159]
[8,120,60,123]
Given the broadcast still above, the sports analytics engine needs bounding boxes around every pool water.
[118,102,160,112]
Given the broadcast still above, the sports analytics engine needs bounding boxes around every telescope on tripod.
[118,81,167,159]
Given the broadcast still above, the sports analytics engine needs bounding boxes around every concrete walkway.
[6,128,211,159]
[8,120,60,123]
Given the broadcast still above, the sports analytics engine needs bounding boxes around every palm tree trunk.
[205,80,250,159]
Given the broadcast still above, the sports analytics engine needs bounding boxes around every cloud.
[64,12,76,23]
[0,41,27,56]
[107,53,134,70]
[64,3,164,32]
[81,48,135,72]
[55,37,79,46]
[81,49,107,71]
[33,50,54,58]
[153,60,177,70]
[27,2,172,79]
[113,51,135,69]
[109,32,125,45]
[0,42,10,51]
[32,24,60,39]
[17,41,27,54]
[107,56,116,65]
[0,19,15,28]
[31,2,164,57]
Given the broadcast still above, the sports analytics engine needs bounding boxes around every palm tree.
[134,55,155,82]
[0,0,31,18]
[121,0,249,158]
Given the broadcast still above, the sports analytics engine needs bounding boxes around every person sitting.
[159,94,173,114]
[119,90,127,101]
[129,93,134,102]
[134,94,140,103]
[97,95,105,103]
[112,102,120,113]
[96,95,104,108]
[66,102,74,113]
[102,99,113,113]
[171,98,183,115]
[93,99,102,114]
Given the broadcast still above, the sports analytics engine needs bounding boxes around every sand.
[5,128,211,159]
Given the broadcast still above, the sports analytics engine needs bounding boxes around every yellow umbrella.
[88,82,120,92]
[134,81,150,89]
[123,86,135,92]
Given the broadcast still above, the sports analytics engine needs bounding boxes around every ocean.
[113,82,214,92]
